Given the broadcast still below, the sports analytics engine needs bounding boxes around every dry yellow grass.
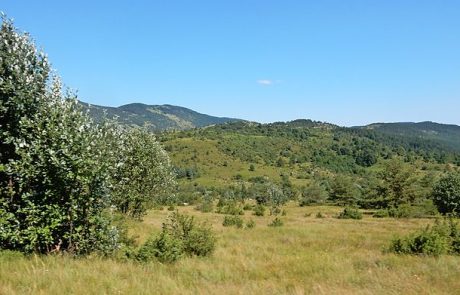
[1,204,459,295]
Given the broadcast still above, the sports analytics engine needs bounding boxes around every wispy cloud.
[257,79,273,86]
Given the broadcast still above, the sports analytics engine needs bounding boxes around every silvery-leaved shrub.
[0,15,176,255]
[110,127,175,219]
[0,16,120,255]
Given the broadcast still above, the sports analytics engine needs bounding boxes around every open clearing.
[1,204,459,295]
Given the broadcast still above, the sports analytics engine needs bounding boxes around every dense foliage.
[390,219,460,256]
[0,17,117,254]
[0,17,175,255]
[111,127,175,218]
[136,211,216,263]
[1,77,119,254]
[432,173,460,216]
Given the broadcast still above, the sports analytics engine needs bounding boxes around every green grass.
[167,137,297,188]
[2,204,460,294]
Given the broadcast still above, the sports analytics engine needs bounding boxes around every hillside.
[160,121,460,205]
[357,121,460,152]
[81,100,460,154]
[80,101,241,131]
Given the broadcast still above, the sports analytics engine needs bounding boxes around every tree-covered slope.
[160,120,460,192]
[80,101,242,131]
[357,121,460,152]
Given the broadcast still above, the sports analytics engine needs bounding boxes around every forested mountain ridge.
[356,121,460,152]
[79,101,242,131]
[81,100,460,154]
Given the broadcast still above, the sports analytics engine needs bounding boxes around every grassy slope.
[1,204,459,294]
[164,134,448,192]
[166,137,298,188]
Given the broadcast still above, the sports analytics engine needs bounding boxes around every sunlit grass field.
[1,204,459,295]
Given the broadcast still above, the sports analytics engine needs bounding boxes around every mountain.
[356,121,460,152]
[80,100,460,153]
[80,101,242,131]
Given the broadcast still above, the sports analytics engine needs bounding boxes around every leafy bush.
[268,217,284,227]
[316,212,325,218]
[246,219,256,229]
[243,203,253,211]
[432,173,460,216]
[373,210,389,218]
[111,127,175,219]
[216,201,244,215]
[387,202,438,218]
[196,202,213,213]
[299,183,328,206]
[337,207,363,220]
[137,211,216,263]
[253,204,266,216]
[184,224,217,256]
[195,199,214,213]
[137,231,184,263]
[222,215,244,228]
[270,206,282,216]
[0,19,120,254]
[389,219,460,256]
[394,205,417,218]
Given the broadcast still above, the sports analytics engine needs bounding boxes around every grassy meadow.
[1,204,459,295]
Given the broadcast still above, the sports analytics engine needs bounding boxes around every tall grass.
[1,204,459,294]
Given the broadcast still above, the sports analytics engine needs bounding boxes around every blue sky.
[2,1,460,126]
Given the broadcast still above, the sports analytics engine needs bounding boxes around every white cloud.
[257,79,273,86]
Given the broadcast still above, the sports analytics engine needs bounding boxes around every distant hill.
[356,122,460,152]
[80,101,242,131]
[80,100,460,153]
[159,119,460,191]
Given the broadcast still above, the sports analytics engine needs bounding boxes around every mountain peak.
[80,101,242,131]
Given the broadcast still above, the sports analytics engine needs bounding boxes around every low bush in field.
[316,212,325,218]
[246,219,256,229]
[268,217,284,227]
[216,202,244,215]
[270,206,282,216]
[337,207,363,220]
[195,200,214,213]
[222,215,244,228]
[253,204,266,216]
[243,203,253,211]
[137,231,184,263]
[386,201,439,218]
[373,202,438,219]
[136,211,216,263]
[389,218,460,256]
[373,209,389,218]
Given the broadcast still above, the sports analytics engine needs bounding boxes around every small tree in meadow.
[432,173,460,216]
[111,127,175,218]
